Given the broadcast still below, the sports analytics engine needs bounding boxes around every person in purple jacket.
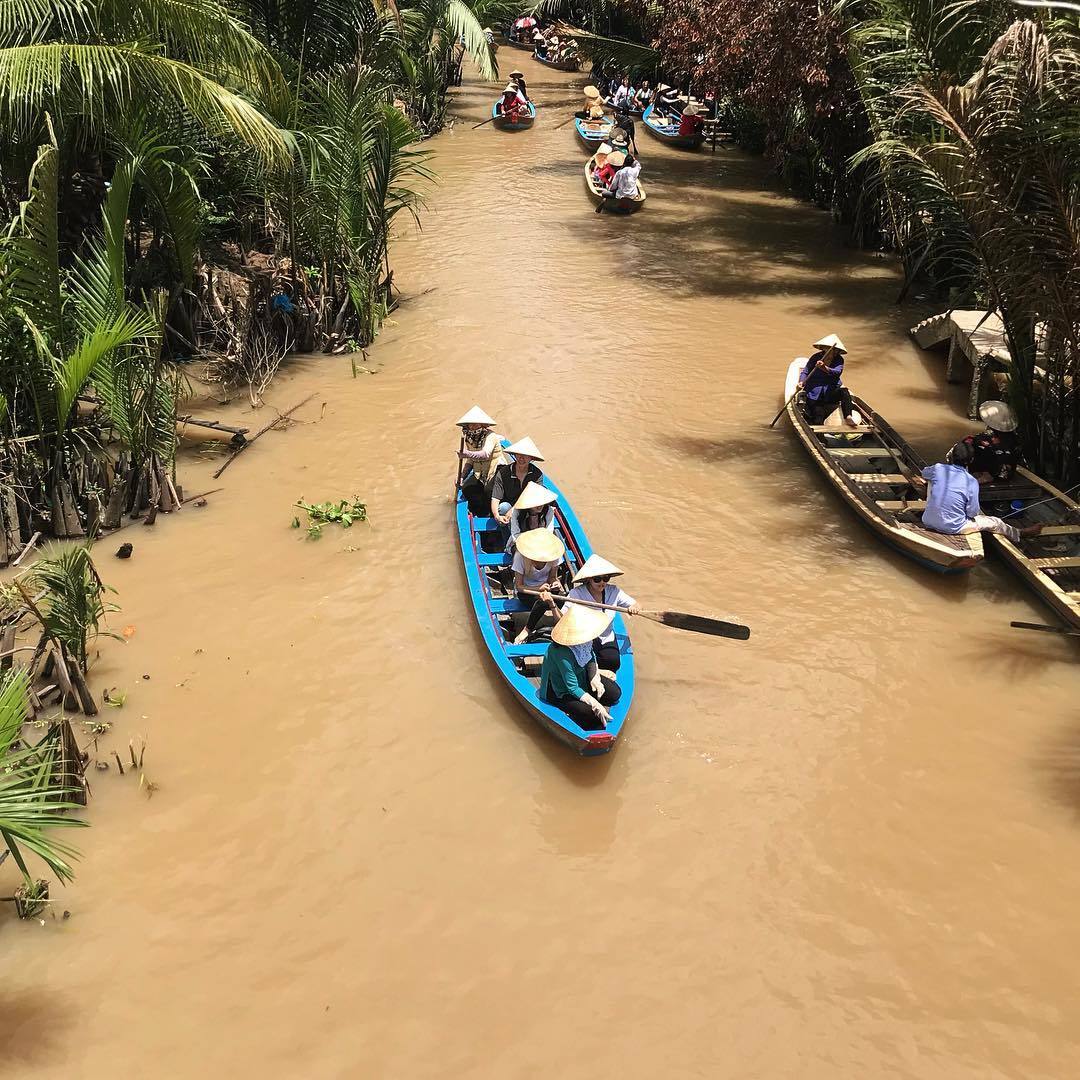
[799,333,859,426]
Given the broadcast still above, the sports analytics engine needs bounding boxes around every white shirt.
[564,583,636,644]
[613,85,632,106]
[507,505,555,549]
[513,551,560,589]
[612,162,641,199]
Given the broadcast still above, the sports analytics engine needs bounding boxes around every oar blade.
[660,611,751,640]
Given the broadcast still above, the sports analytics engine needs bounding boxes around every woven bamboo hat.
[583,85,601,100]
[597,142,613,155]
[503,83,519,94]
[456,405,495,426]
[607,150,627,167]
[504,436,544,461]
[588,103,606,119]
[513,481,558,511]
[979,400,1018,432]
[509,69,524,78]
[682,102,701,116]
[572,554,623,585]
[551,603,613,647]
[813,333,847,353]
[515,528,564,563]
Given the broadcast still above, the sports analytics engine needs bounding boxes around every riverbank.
[4,57,1080,1079]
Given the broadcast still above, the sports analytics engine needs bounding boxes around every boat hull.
[641,103,704,150]
[783,358,983,573]
[506,37,534,50]
[603,97,643,116]
[574,116,613,151]
[456,468,635,755]
[534,51,580,71]
[492,101,536,130]
[584,153,645,213]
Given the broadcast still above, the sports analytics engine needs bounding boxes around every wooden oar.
[472,114,499,130]
[454,435,465,495]
[769,389,800,428]
[524,590,750,640]
[1010,620,1080,638]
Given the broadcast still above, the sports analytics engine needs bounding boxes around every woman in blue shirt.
[799,334,859,426]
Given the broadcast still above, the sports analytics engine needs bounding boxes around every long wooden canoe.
[784,358,983,572]
[584,153,646,213]
[492,100,536,131]
[979,466,1080,629]
[603,96,644,116]
[574,115,613,151]
[534,50,580,71]
[642,103,704,150]
[507,36,534,50]
[456,463,635,755]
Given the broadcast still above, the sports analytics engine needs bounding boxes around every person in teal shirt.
[539,603,621,729]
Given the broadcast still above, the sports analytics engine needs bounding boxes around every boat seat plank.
[477,552,510,566]
[878,500,928,510]
[809,425,875,433]
[504,643,549,657]
[471,517,496,531]
[488,598,530,613]
[848,474,910,485]
[1033,525,1080,536]
[827,448,901,458]
[1030,557,1080,569]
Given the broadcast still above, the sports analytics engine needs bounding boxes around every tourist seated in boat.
[961,400,1022,483]
[575,84,602,119]
[484,26,494,46]
[508,69,531,103]
[612,75,633,109]
[498,81,528,122]
[512,528,566,643]
[594,151,641,213]
[563,554,638,672]
[798,334,859,427]
[491,436,545,525]
[678,102,705,138]
[592,143,618,187]
[635,80,654,109]
[507,480,557,552]
[539,603,622,729]
[457,406,505,515]
[919,441,1042,543]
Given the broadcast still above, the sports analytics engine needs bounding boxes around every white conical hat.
[504,436,544,461]
[978,399,1018,432]
[551,603,613,647]
[503,83,519,94]
[515,528,564,563]
[456,405,495,426]
[513,481,558,511]
[572,554,623,584]
[813,333,847,353]
[597,142,613,155]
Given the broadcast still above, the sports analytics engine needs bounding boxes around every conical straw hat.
[504,83,519,94]
[682,102,701,116]
[504,436,544,461]
[509,70,524,78]
[978,399,1018,432]
[513,481,558,511]
[515,528,564,563]
[583,85,601,99]
[456,405,495,426]
[607,150,627,167]
[597,142,613,155]
[813,333,847,353]
[572,554,623,584]
[551,602,613,647]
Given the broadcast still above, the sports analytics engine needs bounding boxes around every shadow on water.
[1036,715,1080,821]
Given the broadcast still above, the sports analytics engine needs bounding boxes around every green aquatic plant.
[294,497,368,539]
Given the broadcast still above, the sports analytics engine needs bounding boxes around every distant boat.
[642,103,704,150]
[603,96,643,116]
[584,153,646,214]
[534,50,580,71]
[456,459,634,755]
[492,100,536,131]
[783,358,983,573]
[574,115,613,151]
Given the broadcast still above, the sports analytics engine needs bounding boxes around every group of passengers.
[603,74,654,112]
[497,69,532,123]
[795,334,1042,545]
[456,407,634,729]
[533,28,578,64]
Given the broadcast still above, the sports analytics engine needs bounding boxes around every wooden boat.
[506,35,534,50]
[641,103,704,150]
[492,100,536,131]
[456,464,635,755]
[783,358,983,572]
[603,97,643,116]
[574,115,613,151]
[534,50,580,71]
[979,467,1080,630]
[584,153,646,213]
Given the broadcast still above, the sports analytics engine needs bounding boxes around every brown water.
[4,59,1080,1080]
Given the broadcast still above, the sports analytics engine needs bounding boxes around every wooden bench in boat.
[826,447,904,458]
[878,500,928,510]
[847,474,910,485]
[1030,557,1080,569]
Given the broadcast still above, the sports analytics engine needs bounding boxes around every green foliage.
[294,496,368,538]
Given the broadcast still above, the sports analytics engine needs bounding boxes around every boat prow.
[783,358,983,573]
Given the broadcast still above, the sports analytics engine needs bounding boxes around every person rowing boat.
[563,554,638,672]
[498,81,529,124]
[456,406,505,515]
[797,333,859,427]
[508,69,531,103]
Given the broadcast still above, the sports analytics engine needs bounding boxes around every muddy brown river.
[4,58,1080,1079]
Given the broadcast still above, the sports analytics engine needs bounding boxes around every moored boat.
[603,97,643,116]
[783,358,983,572]
[492,100,536,130]
[456,463,635,755]
[507,36,534,50]
[574,115,613,151]
[534,50,580,71]
[584,152,646,213]
[641,103,704,150]
[980,467,1080,629]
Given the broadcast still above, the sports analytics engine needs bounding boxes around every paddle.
[524,590,750,640]
[769,389,800,428]
[454,435,465,495]
[472,115,499,130]
[1010,620,1080,638]
[554,115,577,130]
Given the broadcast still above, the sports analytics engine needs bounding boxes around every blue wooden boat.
[456,468,635,755]
[642,103,704,150]
[492,100,536,131]
[574,115,613,151]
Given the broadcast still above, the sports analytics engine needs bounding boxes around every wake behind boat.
[783,358,983,572]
